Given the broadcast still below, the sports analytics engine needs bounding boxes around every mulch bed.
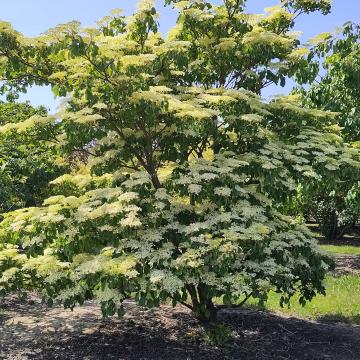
[334,255,360,274]
[1,296,359,360]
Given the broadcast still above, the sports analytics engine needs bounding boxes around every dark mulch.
[1,296,359,360]
[316,233,360,274]
[308,223,360,247]
[318,237,360,247]
[317,236,360,247]
[335,255,360,274]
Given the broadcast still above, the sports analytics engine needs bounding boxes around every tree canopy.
[0,0,358,323]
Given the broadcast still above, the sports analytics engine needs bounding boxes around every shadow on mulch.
[317,313,360,325]
[0,297,359,360]
[317,237,360,247]
[308,222,360,247]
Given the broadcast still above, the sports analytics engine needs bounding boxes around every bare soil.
[0,296,359,360]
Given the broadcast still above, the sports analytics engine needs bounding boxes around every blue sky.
[1,0,359,112]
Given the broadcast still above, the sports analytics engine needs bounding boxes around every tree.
[298,22,360,142]
[293,22,360,240]
[0,0,355,325]
[0,101,68,214]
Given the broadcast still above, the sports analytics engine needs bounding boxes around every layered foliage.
[0,0,355,322]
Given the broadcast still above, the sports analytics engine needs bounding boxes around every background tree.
[0,101,68,214]
[298,22,360,141]
[292,22,360,240]
[0,0,356,325]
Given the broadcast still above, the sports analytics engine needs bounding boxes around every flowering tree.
[0,0,357,324]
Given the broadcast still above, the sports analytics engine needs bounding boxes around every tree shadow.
[317,313,360,325]
[1,297,360,360]
[219,308,360,360]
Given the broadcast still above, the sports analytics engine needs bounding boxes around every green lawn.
[247,275,360,325]
[320,244,360,256]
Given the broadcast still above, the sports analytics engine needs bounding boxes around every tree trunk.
[187,284,218,324]
[319,209,340,241]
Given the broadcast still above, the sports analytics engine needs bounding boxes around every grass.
[320,244,360,256]
[247,275,360,325]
